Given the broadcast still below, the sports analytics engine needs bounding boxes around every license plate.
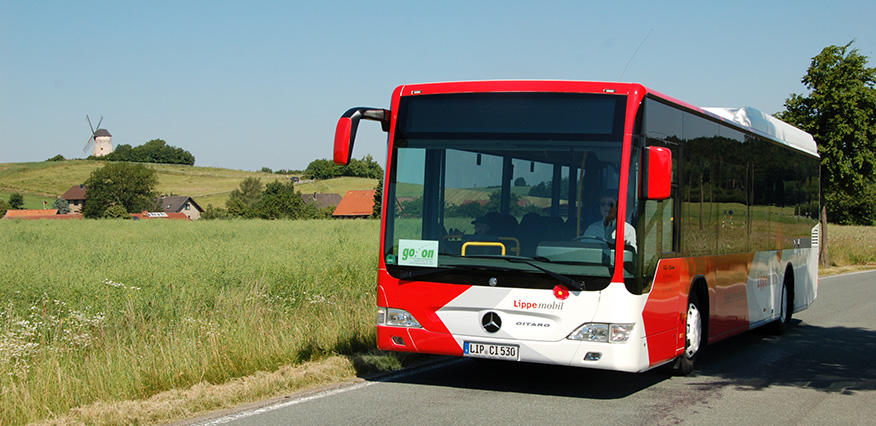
[463,341,519,361]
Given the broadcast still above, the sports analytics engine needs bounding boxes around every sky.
[2,1,875,171]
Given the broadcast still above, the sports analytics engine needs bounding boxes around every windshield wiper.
[453,255,585,292]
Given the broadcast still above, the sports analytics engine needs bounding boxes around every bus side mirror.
[333,107,391,165]
[641,146,672,200]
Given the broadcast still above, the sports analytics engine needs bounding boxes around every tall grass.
[0,219,379,424]
[826,224,876,267]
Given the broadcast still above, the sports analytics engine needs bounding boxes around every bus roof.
[394,80,819,157]
[702,107,818,157]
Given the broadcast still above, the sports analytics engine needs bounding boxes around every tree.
[226,177,264,217]
[372,179,383,218]
[778,42,876,219]
[83,163,158,218]
[777,42,876,263]
[514,177,527,187]
[252,181,318,219]
[8,193,23,209]
[47,154,65,161]
[53,198,70,214]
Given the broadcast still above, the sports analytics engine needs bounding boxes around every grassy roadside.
[819,225,876,276]
[0,219,381,424]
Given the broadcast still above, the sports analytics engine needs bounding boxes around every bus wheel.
[770,283,792,335]
[674,293,702,376]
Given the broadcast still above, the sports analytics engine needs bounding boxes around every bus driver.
[582,193,637,251]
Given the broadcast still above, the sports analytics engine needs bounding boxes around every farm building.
[61,185,88,213]
[157,196,204,220]
[300,192,342,210]
[3,209,83,220]
[130,211,190,220]
[332,190,376,218]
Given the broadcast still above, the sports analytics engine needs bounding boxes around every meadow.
[0,219,380,424]
[0,218,872,424]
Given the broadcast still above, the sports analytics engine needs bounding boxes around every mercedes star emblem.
[481,312,502,333]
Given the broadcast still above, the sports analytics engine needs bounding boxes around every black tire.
[674,292,703,376]
[769,281,793,335]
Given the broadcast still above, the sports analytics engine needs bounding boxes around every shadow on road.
[693,319,876,394]
[372,320,876,399]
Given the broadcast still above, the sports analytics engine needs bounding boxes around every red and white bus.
[333,81,820,374]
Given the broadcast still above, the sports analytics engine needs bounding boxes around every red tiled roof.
[61,185,87,201]
[3,209,82,220]
[130,211,190,220]
[333,190,376,217]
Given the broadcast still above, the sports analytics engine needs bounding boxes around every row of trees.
[93,139,195,165]
[303,155,383,180]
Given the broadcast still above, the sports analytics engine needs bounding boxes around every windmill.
[84,115,114,157]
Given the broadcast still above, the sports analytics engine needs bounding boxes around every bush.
[53,198,70,214]
[201,204,230,220]
[47,154,65,161]
[0,200,8,217]
[102,205,130,219]
[260,167,273,174]
[8,193,23,210]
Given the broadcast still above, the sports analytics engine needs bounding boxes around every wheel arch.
[689,275,710,345]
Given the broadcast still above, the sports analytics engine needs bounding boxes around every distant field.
[0,219,379,424]
[0,191,55,210]
[0,160,377,209]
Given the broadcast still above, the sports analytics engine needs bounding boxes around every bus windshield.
[383,92,632,290]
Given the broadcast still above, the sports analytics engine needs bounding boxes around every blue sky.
[2,1,874,171]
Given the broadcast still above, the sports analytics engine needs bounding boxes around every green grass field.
[0,219,379,424]
[0,217,872,424]
[0,191,56,210]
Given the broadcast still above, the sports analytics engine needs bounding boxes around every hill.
[0,160,378,209]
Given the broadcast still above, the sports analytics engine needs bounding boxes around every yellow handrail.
[497,237,521,256]
[462,241,506,256]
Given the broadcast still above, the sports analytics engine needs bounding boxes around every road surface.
[202,270,876,425]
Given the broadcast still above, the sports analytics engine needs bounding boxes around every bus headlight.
[609,323,635,343]
[377,307,422,328]
[567,323,634,343]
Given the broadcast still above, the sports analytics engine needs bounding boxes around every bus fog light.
[584,352,602,361]
[567,323,608,342]
[382,308,422,328]
[610,323,635,343]
[391,336,406,346]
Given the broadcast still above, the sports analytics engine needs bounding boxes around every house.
[3,209,83,220]
[130,211,190,220]
[61,185,88,213]
[332,190,376,218]
[300,193,342,210]
[156,196,204,220]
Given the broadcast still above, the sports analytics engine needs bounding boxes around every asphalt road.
[206,270,876,425]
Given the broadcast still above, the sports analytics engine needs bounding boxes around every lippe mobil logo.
[513,299,564,311]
